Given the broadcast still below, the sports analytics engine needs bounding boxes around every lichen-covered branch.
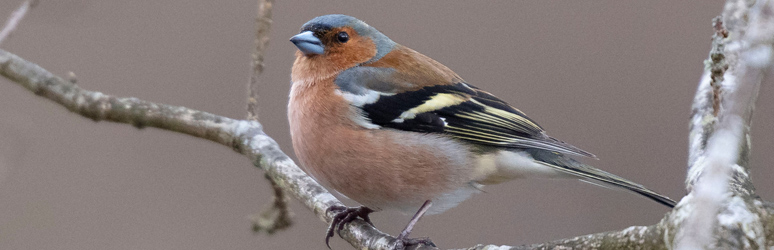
[467,225,669,250]
[466,0,774,249]
[2,0,774,248]
[0,49,400,249]
[672,0,774,249]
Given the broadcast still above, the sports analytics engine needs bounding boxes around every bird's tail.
[526,149,677,208]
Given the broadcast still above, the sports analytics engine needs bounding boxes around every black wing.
[359,81,595,158]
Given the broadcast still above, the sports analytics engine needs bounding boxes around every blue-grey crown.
[301,14,396,64]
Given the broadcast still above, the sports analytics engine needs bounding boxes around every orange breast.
[288,78,475,212]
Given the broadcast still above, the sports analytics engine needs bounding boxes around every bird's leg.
[324,205,375,248]
[395,200,436,249]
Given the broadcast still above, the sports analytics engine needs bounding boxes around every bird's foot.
[324,205,375,248]
[394,200,435,249]
[395,235,436,250]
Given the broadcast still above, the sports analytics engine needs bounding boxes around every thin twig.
[250,173,293,234]
[247,0,273,121]
[244,0,290,234]
[0,0,36,47]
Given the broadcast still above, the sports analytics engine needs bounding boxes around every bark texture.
[2,0,774,249]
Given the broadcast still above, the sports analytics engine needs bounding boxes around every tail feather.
[527,149,677,208]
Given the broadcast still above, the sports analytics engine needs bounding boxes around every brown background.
[0,1,771,249]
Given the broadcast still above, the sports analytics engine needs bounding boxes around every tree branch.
[243,0,292,235]
[2,0,774,248]
[674,0,773,249]
[465,0,774,249]
[0,0,36,47]
[247,0,273,121]
[0,49,400,249]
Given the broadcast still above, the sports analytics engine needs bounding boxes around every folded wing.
[334,66,595,158]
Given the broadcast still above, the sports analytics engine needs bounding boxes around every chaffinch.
[288,14,676,248]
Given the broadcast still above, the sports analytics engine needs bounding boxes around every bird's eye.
[336,32,349,43]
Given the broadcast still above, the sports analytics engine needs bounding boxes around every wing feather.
[334,66,595,158]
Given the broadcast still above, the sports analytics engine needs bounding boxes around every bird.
[288,14,676,248]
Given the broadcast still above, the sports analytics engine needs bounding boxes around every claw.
[394,200,435,250]
[395,237,436,250]
[324,205,375,248]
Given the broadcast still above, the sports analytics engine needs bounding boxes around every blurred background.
[0,1,770,249]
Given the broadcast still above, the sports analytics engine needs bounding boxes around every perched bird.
[288,14,676,248]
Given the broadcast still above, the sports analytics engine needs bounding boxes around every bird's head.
[290,15,396,81]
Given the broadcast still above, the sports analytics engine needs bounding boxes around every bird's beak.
[290,31,324,55]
